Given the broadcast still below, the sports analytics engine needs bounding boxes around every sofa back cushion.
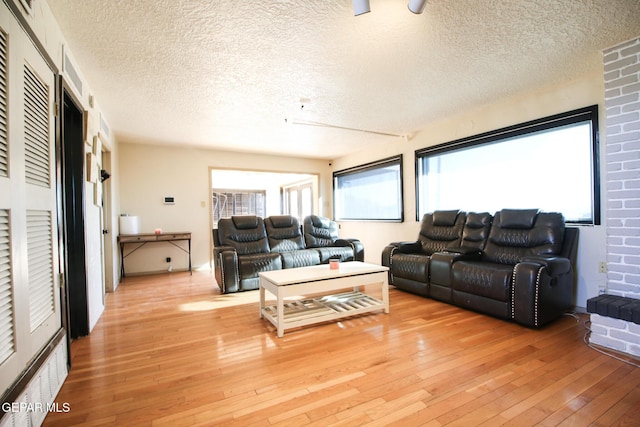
[417,210,466,255]
[483,209,565,265]
[303,215,340,248]
[461,212,493,251]
[217,215,270,255]
[265,215,306,252]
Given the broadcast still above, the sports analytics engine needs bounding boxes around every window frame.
[282,180,313,221]
[333,154,404,222]
[211,189,266,228]
[414,105,601,225]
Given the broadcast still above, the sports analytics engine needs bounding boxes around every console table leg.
[120,243,125,279]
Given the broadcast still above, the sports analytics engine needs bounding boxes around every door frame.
[58,80,89,339]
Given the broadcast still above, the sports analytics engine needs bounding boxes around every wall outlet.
[598,261,607,273]
[166,257,171,263]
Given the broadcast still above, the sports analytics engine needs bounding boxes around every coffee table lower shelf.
[261,291,385,336]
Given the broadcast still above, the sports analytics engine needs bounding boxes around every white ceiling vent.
[63,50,82,97]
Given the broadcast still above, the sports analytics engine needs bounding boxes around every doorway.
[61,89,89,339]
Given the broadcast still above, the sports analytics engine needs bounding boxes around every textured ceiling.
[46,0,640,159]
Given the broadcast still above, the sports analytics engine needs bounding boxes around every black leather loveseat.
[213,214,364,293]
[382,209,578,327]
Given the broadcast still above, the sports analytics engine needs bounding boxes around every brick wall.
[591,36,640,356]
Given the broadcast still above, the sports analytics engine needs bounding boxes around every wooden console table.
[118,232,192,278]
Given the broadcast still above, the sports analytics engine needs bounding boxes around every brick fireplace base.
[587,295,640,357]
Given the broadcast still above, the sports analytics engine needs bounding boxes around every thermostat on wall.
[163,196,175,205]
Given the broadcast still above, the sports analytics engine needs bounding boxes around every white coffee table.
[259,261,389,337]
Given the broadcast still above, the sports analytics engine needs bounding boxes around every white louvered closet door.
[0,7,60,393]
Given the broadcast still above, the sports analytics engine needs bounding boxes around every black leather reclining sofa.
[213,214,364,293]
[382,209,579,327]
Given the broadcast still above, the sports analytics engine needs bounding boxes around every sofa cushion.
[310,215,332,228]
[499,209,538,229]
[269,215,295,228]
[237,253,282,279]
[315,246,354,263]
[432,210,460,226]
[218,217,270,255]
[466,212,492,228]
[232,215,260,229]
[484,211,565,265]
[461,212,492,250]
[280,249,321,269]
[452,261,512,302]
[418,211,466,255]
[265,215,306,252]
[304,215,341,248]
[391,253,430,283]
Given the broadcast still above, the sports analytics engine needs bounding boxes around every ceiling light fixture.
[354,0,427,16]
[407,0,428,14]
[353,0,370,16]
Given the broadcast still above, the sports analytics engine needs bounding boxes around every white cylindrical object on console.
[119,215,140,235]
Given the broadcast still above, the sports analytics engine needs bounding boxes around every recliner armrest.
[213,245,237,259]
[512,257,574,327]
[336,238,364,261]
[213,249,240,293]
[521,256,570,276]
[430,250,481,286]
[335,238,355,247]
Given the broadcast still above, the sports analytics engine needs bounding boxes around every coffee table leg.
[277,289,284,337]
[382,278,389,313]
[259,283,265,319]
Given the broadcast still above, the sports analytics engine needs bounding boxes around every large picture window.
[334,155,403,221]
[416,106,600,224]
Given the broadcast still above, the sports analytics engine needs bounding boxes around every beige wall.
[117,143,332,275]
[333,72,607,309]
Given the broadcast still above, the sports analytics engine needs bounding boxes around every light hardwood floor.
[43,271,640,426]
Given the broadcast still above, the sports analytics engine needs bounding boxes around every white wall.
[117,143,333,276]
[333,72,608,310]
